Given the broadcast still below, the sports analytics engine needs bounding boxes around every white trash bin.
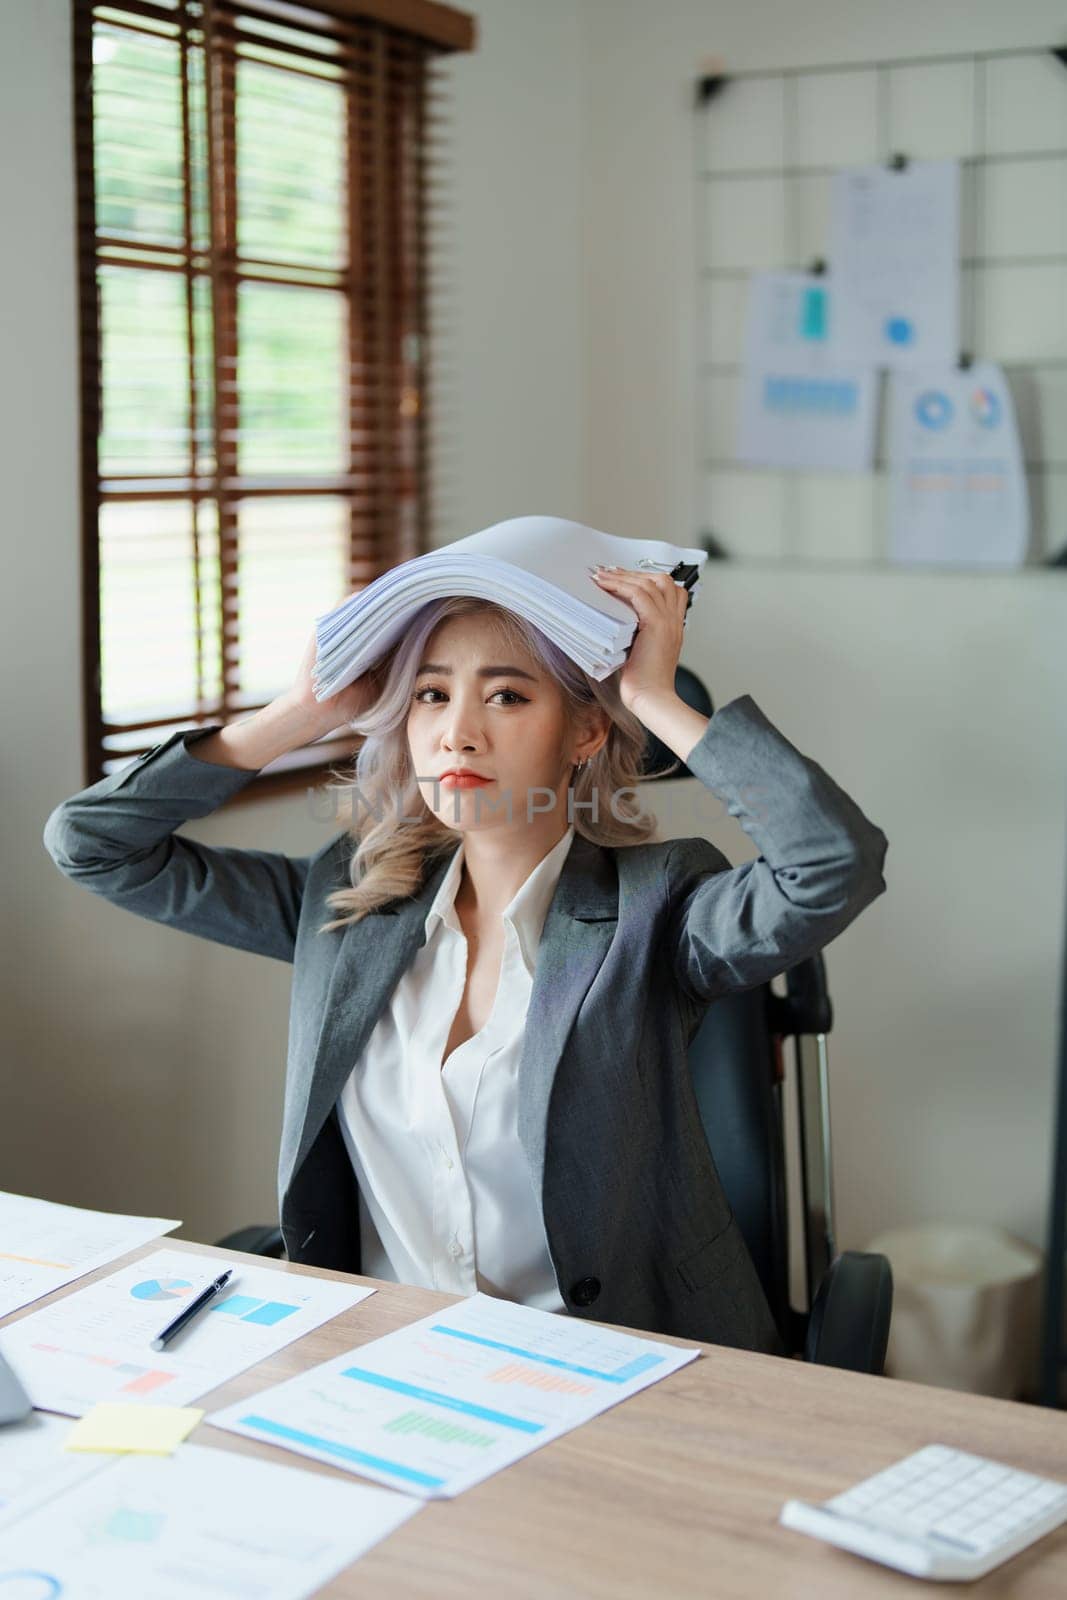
[864,1223,1044,1400]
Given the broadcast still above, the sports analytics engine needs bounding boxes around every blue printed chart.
[129,1277,302,1325]
[0,1250,374,1418]
[130,1276,198,1302]
[736,271,879,472]
[0,1442,419,1600]
[209,1293,300,1327]
[207,1290,702,1499]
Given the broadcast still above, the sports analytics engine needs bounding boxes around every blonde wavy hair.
[315,594,680,933]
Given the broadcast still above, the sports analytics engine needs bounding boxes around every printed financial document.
[0,1411,113,1530]
[0,1190,181,1318]
[0,1440,420,1599]
[0,1247,376,1416]
[208,1289,702,1498]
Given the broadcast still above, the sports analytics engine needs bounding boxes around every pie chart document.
[0,1248,375,1417]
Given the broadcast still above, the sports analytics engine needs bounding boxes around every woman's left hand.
[589,566,689,716]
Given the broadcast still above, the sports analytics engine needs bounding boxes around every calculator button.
[933,1521,979,1546]
[925,1468,965,1491]
[925,1494,960,1520]
[929,1529,979,1552]
[832,1491,872,1513]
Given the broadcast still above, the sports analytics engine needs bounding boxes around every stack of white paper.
[313,514,707,699]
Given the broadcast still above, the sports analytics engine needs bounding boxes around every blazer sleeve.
[42,725,324,965]
[664,694,888,1004]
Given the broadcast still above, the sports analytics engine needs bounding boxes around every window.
[72,0,475,795]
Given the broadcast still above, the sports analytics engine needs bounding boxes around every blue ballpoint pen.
[149,1269,233,1352]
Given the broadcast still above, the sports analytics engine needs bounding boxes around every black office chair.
[641,665,893,1372]
[218,665,892,1373]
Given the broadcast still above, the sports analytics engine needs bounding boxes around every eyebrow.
[415,662,540,683]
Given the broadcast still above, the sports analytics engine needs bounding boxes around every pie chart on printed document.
[129,1277,197,1301]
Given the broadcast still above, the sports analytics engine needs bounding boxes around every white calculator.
[780,1444,1067,1581]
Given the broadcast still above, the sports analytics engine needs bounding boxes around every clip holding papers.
[668,562,699,609]
[312,515,708,700]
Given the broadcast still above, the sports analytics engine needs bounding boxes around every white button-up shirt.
[336,824,576,1313]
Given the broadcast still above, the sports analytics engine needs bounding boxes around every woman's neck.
[454,822,571,919]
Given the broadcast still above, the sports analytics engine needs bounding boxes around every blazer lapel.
[284,830,619,1204]
[516,831,618,1206]
[285,843,458,1190]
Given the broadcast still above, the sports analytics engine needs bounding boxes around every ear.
[574,706,611,763]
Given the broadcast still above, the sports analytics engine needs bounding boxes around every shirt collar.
[425,826,577,973]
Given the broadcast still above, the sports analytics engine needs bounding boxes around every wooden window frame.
[72,0,475,801]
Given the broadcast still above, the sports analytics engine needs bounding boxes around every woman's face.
[407,613,590,835]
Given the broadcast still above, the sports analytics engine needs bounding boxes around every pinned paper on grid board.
[828,158,961,370]
[735,270,879,472]
[887,361,1029,568]
[312,515,708,699]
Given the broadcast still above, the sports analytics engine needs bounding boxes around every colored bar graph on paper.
[236,1414,448,1490]
[210,1294,300,1327]
[30,1342,176,1396]
[122,1370,175,1396]
[206,1289,703,1502]
[383,1410,495,1449]
[429,1324,665,1383]
[482,1361,595,1395]
[339,1367,543,1433]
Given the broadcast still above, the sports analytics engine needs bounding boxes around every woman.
[43,565,888,1356]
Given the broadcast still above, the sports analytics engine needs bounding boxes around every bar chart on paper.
[0,1249,375,1417]
[130,1275,302,1326]
[208,1290,702,1499]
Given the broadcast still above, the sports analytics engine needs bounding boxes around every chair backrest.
[686,983,792,1342]
[640,663,802,1346]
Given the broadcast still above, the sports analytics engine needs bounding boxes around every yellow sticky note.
[63,1403,204,1455]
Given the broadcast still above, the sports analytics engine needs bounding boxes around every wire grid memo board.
[693,45,1067,571]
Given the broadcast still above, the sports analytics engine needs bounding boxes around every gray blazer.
[43,694,887,1357]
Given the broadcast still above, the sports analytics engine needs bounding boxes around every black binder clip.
[888,152,909,171]
[696,73,729,108]
[669,561,700,613]
[958,351,973,370]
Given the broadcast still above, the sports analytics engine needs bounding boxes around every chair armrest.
[805,1249,893,1374]
[214,1223,285,1259]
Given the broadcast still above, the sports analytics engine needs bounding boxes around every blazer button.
[570,1276,601,1306]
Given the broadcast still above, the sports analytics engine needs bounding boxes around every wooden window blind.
[71,0,475,797]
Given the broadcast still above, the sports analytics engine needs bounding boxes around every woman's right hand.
[283,620,385,741]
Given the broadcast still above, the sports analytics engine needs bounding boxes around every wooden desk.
[4,1235,1066,1597]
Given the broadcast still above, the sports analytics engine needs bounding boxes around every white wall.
[3,0,1066,1278]
[581,0,1067,1254]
